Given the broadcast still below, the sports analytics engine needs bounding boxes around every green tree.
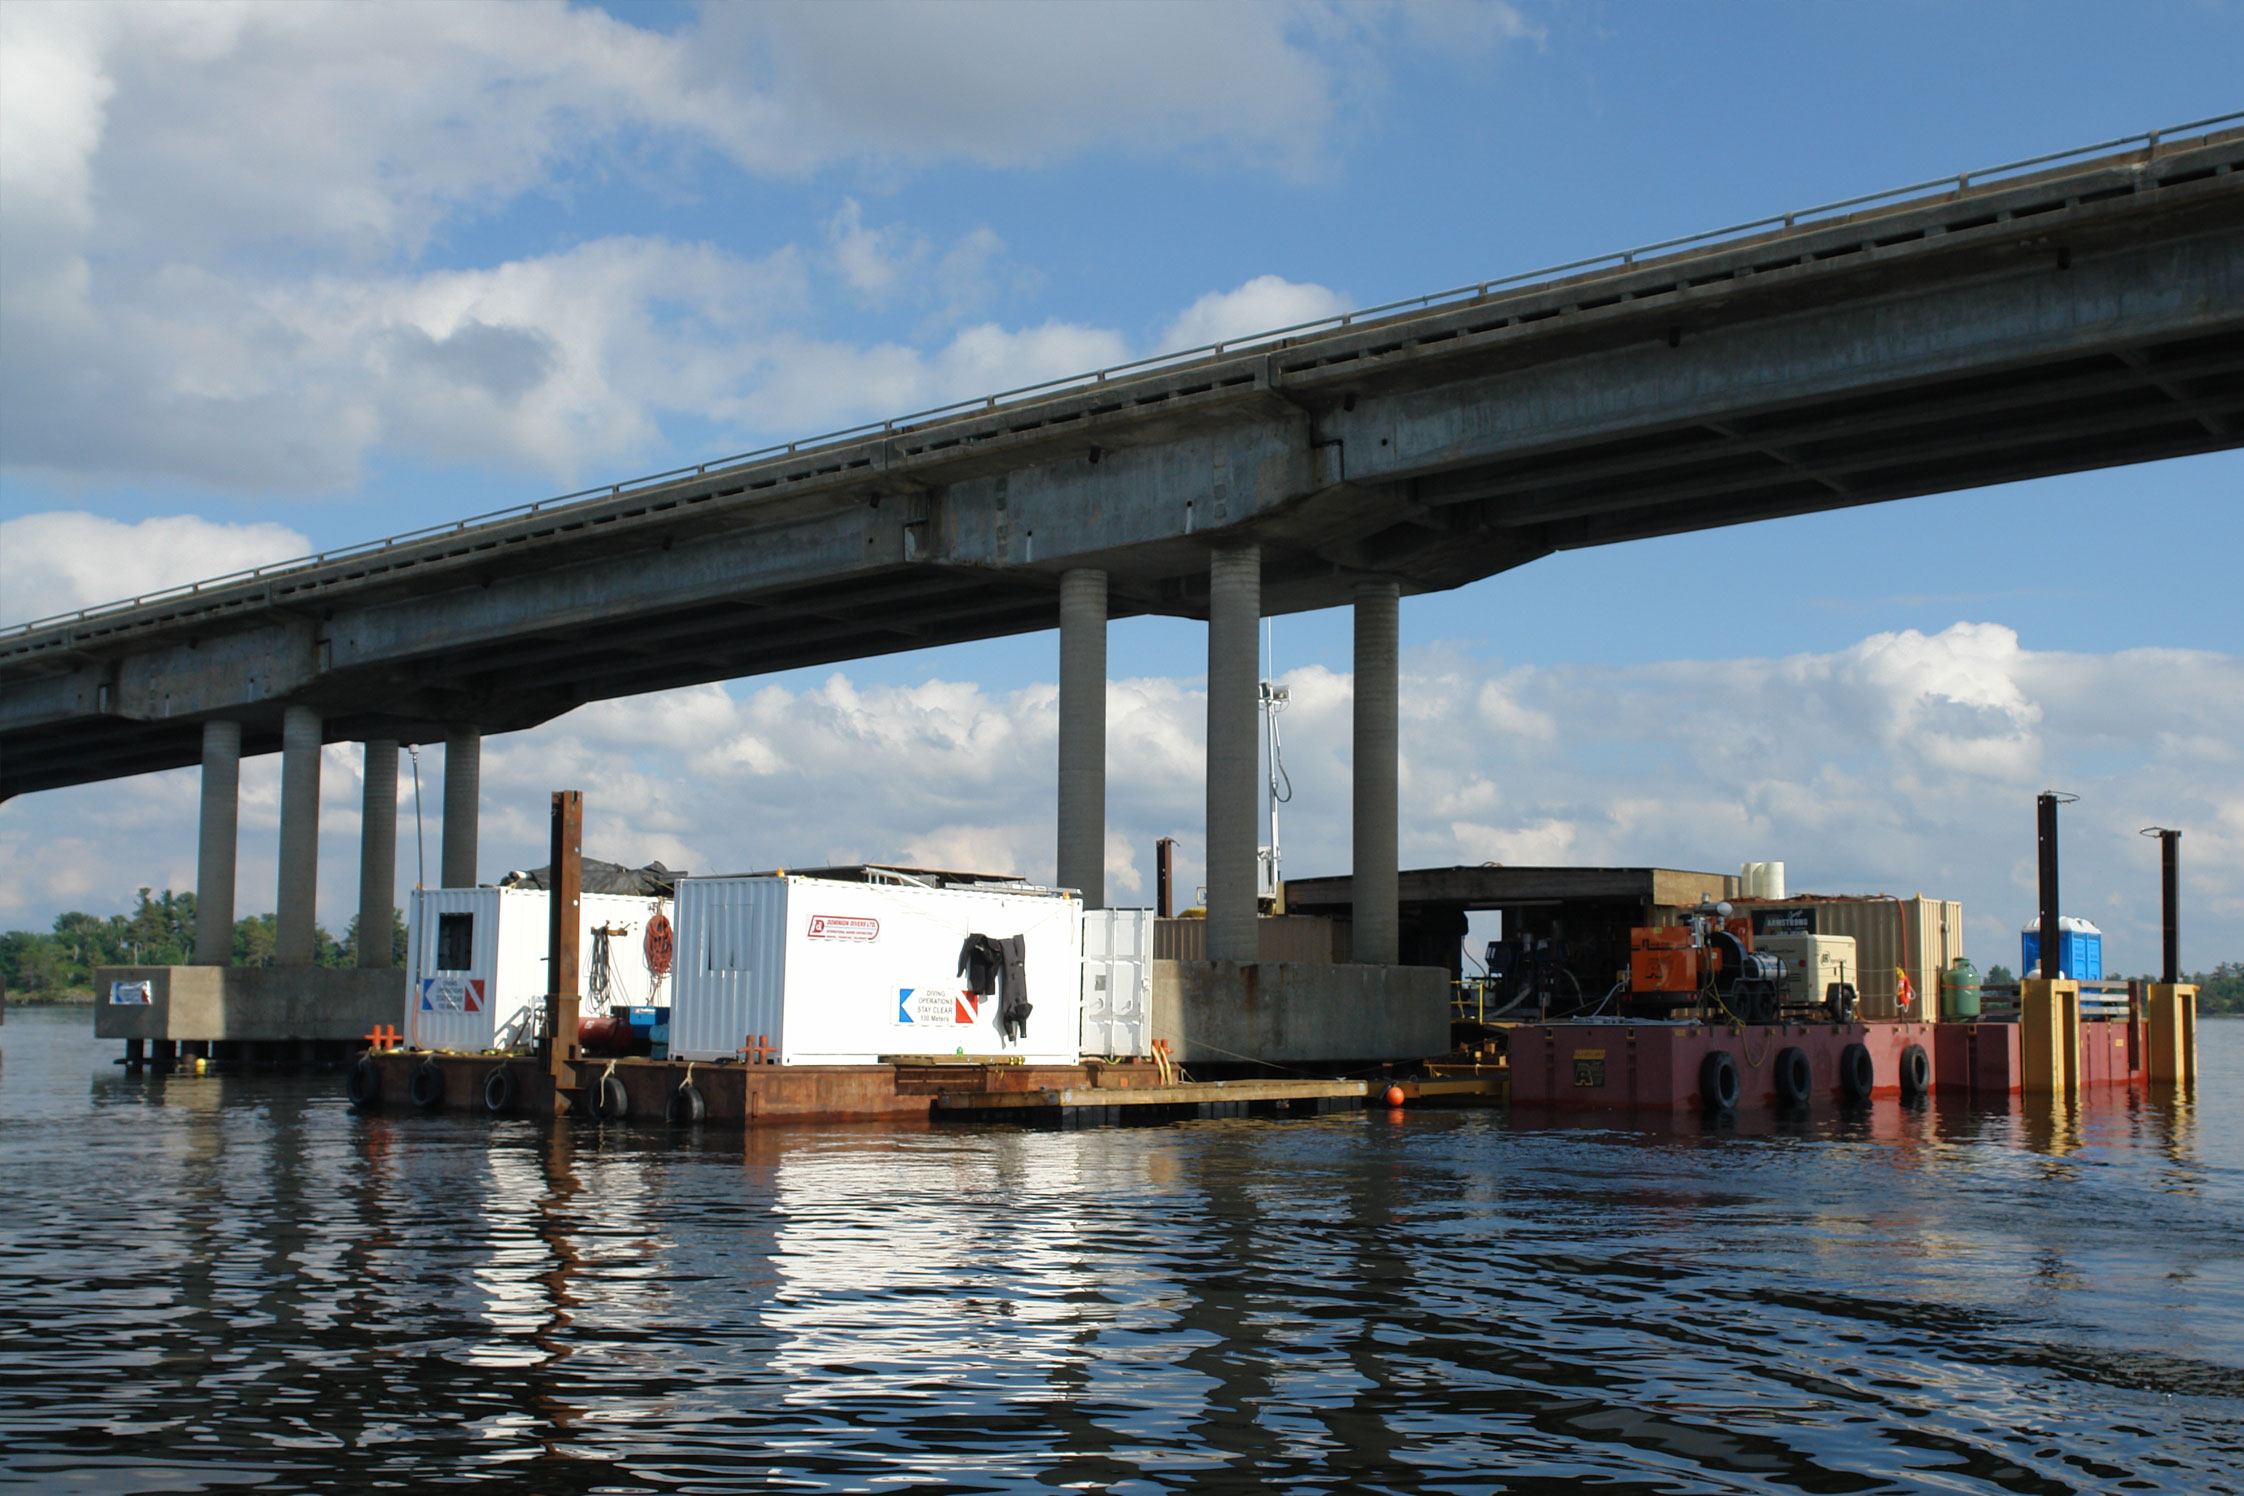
[2194,961,2244,1016]
[342,907,409,968]
[234,913,278,968]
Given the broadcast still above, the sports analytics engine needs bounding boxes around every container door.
[1080,909,1153,1057]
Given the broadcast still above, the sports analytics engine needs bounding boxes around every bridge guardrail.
[7,109,2239,645]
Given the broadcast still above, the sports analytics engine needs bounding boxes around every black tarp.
[498,859,685,897]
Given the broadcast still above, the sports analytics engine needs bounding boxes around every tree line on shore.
[1,888,407,997]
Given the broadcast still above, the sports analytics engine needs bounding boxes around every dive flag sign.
[420,976,486,1013]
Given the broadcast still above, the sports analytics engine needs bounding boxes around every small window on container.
[437,912,474,971]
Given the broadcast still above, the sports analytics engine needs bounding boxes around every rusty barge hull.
[350,1049,1376,1127]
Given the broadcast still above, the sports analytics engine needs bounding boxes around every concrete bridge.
[4,120,2240,975]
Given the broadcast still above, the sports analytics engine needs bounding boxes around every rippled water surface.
[2,1007,2240,1494]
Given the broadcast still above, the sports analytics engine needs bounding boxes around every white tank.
[1740,862,1788,901]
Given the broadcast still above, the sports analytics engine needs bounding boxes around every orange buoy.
[1383,1085,1407,1108]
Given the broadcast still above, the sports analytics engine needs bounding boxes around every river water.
[1,1005,2237,1495]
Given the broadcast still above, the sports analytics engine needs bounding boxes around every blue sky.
[1,1,2238,967]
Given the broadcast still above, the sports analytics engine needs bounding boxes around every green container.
[1941,957,1982,1020]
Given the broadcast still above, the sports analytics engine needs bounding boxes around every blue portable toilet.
[2021,917,2102,980]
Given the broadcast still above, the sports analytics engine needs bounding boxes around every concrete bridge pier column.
[1056,569,1108,910]
[358,740,398,967]
[275,705,323,967]
[1352,583,1401,966]
[442,725,480,889]
[193,719,241,965]
[1205,545,1261,963]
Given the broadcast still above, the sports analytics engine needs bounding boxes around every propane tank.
[1940,957,1981,1021]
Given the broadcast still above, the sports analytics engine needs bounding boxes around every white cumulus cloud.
[0,511,312,625]
[1,0,1479,496]
[4,623,2236,974]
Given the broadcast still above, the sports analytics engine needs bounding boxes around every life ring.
[1773,1046,1813,1108]
[1699,1050,1741,1113]
[596,1072,630,1121]
[665,1082,706,1125]
[483,1066,518,1114]
[1840,1042,1875,1103]
[1899,1043,1931,1099]
[347,1057,381,1109]
[409,1062,445,1111]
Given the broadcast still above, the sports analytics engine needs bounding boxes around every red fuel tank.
[577,1013,633,1055]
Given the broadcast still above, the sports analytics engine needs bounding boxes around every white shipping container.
[405,887,673,1052]
[669,876,1082,1064]
[1081,909,1156,1057]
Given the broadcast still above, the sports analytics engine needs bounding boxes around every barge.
[109,790,2203,1128]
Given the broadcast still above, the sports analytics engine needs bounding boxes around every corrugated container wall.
[1752,897,1962,1021]
[670,876,1083,1064]
[405,888,672,1053]
[1082,909,1156,1057]
[670,877,791,1062]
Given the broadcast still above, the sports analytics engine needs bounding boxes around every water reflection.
[2,1006,2239,1494]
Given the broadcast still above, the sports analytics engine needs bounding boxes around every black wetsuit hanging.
[957,932,1033,1043]
[994,935,1031,1042]
[957,934,1002,1002]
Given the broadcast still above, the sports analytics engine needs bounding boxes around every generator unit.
[1626,901,1786,1022]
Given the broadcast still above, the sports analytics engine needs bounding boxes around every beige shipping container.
[1754,897,1962,1021]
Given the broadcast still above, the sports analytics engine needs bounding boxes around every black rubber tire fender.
[408,1062,445,1111]
[483,1066,518,1114]
[665,1082,706,1125]
[596,1072,630,1121]
[1699,1050,1741,1113]
[1899,1043,1931,1099]
[347,1057,382,1109]
[1773,1046,1813,1108]
[1840,1042,1876,1103]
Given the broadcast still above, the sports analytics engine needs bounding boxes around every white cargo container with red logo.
[667,874,1082,1064]
[404,886,674,1053]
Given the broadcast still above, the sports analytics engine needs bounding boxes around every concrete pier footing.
[1056,569,1107,910]
[1152,960,1450,1064]
[193,720,241,966]
[95,964,404,1049]
[275,705,322,966]
[358,740,398,967]
[442,725,480,888]
[1205,545,1260,962]
[1352,583,1400,967]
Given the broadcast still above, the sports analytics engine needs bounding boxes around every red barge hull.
[1508,1015,2149,1111]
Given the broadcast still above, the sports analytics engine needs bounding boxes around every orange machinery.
[1628,915,1757,1004]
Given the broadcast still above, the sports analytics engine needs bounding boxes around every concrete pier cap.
[1152,960,1450,1065]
